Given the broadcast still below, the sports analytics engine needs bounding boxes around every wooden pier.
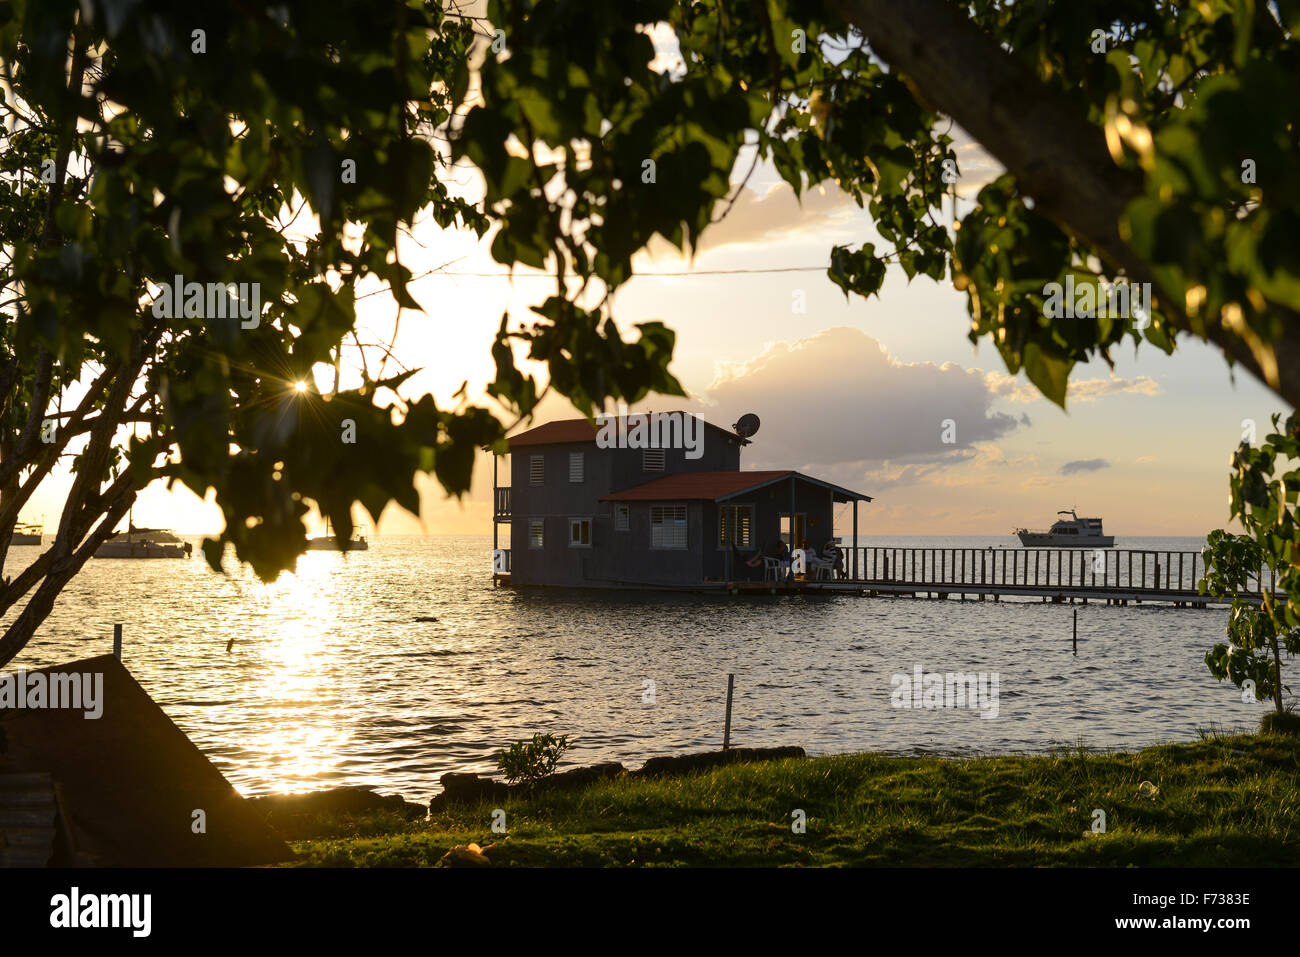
[723,546,1277,608]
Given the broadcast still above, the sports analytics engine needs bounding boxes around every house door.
[779,513,806,547]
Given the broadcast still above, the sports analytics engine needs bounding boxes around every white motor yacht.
[1015,510,1114,547]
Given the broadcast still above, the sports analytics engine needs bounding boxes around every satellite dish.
[733,413,761,438]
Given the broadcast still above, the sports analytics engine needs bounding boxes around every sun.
[294,381,308,393]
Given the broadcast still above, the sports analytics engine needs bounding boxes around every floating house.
[492,414,872,589]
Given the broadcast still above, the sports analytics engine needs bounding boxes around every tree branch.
[832,0,1300,407]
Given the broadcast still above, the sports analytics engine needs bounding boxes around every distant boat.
[1015,510,1114,547]
[306,520,369,551]
[95,523,191,559]
[12,522,41,545]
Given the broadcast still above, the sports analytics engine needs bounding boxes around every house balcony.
[494,487,511,521]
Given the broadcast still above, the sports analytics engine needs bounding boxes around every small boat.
[95,523,191,559]
[120,525,183,544]
[12,522,41,545]
[1015,510,1114,547]
[306,520,369,551]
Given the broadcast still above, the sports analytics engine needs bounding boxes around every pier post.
[723,673,735,750]
[492,456,498,588]
[113,623,122,659]
[852,500,858,579]
[725,511,733,586]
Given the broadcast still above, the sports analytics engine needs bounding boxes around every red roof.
[599,470,795,501]
[507,419,599,447]
[507,415,745,448]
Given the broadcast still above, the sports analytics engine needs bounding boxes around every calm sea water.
[2,534,1281,801]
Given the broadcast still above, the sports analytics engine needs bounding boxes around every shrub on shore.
[1261,711,1300,737]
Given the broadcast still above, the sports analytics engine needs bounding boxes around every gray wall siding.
[509,442,613,587]
[508,440,725,587]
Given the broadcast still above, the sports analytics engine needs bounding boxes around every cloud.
[640,182,857,257]
[1059,458,1110,475]
[984,372,1162,404]
[698,327,1022,469]
[1070,376,1162,402]
[951,137,1003,195]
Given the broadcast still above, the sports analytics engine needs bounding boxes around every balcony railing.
[494,487,511,520]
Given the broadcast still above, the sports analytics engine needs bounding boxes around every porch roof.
[599,470,872,504]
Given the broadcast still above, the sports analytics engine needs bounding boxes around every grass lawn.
[284,732,1300,867]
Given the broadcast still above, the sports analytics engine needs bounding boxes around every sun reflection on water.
[241,552,357,791]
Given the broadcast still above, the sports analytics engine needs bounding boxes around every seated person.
[821,542,845,578]
[800,540,833,577]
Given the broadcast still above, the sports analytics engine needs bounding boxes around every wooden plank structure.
[721,546,1278,608]
[1,654,292,866]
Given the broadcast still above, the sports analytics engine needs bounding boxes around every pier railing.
[845,546,1279,597]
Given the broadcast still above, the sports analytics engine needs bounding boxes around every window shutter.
[650,504,687,548]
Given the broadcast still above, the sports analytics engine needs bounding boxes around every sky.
[20,27,1291,542]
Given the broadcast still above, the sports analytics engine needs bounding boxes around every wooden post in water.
[723,673,735,750]
[113,623,122,659]
[1072,608,1077,656]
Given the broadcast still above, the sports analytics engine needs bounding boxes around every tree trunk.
[1270,632,1284,714]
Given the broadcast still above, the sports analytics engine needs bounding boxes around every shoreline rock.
[428,748,805,811]
[633,746,805,777]
[249,786,427,837]
[429,761,625,812]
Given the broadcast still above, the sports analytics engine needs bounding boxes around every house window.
[529,455,544,485]
[718,505,753,547]
[614,504,630,531]
[642,449,665,471]
[569,518,592,547]
[529,520,544,548]
[569,451,584,483]
[650,504,687,549]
